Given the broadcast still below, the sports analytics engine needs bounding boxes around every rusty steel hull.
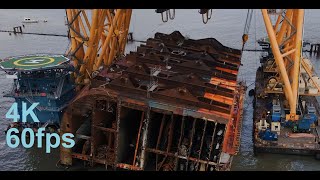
[60,31,246,171]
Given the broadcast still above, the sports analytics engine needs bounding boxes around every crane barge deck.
[253,48,320,159]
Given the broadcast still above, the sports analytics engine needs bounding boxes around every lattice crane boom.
[66,9,132,88]
[65,9,308,120]
[262,9,304,120]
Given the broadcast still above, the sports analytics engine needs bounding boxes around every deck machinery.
[253,43,320,158]
[249,9,320,159]
[59,31,246,171]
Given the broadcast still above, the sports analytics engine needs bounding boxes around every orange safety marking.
[204,92,234,106]
[209,77,237,90]
[210,77,237,86]
[222,89,245,155]
[215,67,238,75]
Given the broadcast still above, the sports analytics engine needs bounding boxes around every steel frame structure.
[65,9,308,121]
[262,9,305,120]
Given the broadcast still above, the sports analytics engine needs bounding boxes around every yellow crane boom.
[66,9,132,88]
[66,9,305,120]
[262,9,304,120]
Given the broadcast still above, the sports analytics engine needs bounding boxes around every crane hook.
[162,11,169,22]
[199,9,212,24]
[155,9,169,22]
[168,9,175,20]
[207,9,213,20]
[241,34,249,51]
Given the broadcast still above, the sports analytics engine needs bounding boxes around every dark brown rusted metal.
[197,118,208,168]
[146,148,217,166]
[139,107,151,169]
[186,118,197,171]
[206,122,217,171]
[92,125,117,133]
[113,100,121,169]
[60,31,245,171]
[133,111,144,166]
[157,113,175,171]
[155,114,166,170]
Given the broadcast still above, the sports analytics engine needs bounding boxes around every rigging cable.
[239,9,254,81]
[255,9,258,69]
[241,9,253,52]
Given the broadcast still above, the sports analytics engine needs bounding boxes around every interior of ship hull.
[59,31,246,171]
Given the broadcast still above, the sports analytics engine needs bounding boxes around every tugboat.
[0,54,76,133]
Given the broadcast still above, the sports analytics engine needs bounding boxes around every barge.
[253,48,320,159]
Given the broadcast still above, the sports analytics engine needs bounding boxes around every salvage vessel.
[253,47,320,159]
[0,54,76,132]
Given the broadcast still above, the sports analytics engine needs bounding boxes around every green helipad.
[0,54,70,71]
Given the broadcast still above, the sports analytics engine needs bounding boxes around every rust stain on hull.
[60,31,246,171]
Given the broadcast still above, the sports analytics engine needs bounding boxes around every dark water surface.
[0,9,320,171]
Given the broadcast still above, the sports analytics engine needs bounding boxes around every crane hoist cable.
[241,9,253,52]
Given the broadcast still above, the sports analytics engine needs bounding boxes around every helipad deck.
[0,54,69,71]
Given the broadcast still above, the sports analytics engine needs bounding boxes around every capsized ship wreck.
[59,31,246,171]
[0,54,75,131]
[253,47,320,158]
